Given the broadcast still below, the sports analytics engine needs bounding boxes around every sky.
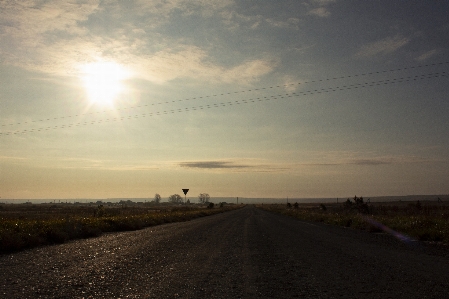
[1,0,448,201]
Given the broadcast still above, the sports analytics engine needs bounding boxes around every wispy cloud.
[348,159,392,166]
[0,155,28,161]
[219,10,300,31]
[282,75,304,92]
[312,0,337,4]
[356,35,410,57]
[0,1,99,36]
[307,7,331,18]
[416,49,440,61]
[180,161,249,169]
[0,1,275,84]
[299,155,434,167]
[135,0,235,19]
[305,0,336,18]
[265,17,300,29]
[179,154,436,174]
[132,46,275,84]
[0,1,100,73]
[14,156,161,171]
[179,159,289,172]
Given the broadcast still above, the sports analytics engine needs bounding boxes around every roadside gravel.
[1,206,448,298]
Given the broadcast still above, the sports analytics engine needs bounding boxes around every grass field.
[0,203,242,253]
[258,198,449,245]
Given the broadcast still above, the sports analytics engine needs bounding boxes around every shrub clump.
[344,196,370,214]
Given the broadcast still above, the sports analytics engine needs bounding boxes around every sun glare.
[80,61,130,107]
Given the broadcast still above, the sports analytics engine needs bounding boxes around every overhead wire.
[1,69,446,137]
[1,61,448,130]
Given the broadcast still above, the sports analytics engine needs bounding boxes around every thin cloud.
[0,1,100,73]
[135,0,234,19]
[307,7,331,18]
[179,160,290,172]
[132,46,275,84]
[179,161,250,169]
[0,155,28,161]
[265,17,300,29]
[293,153,436,167]
[348,159,392,166]
[221,59,276,84]
[0,1,275,84]
[346,156,438,166]
[416,49,440,61]
[312,0,337,4]
[356,35,410,57]
[0,1,99,36]
[305,0,336,18]
[177,155,446,175]
[220,10,300,31]
[40,157,160,171]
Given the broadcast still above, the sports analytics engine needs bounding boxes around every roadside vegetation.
[0,203,241,253]
[258,196,449,244]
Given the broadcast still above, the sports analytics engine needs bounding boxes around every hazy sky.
[1,0,448,200]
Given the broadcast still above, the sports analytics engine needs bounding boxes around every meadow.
[0,202,241,253]
[258,197,449,245]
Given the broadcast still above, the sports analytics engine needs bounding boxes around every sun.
[80,61,130,107]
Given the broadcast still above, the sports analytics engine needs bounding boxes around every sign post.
[182,189,189,203]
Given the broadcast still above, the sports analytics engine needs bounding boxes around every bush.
[344,198,352,208]
[46,229,69,244]
[343,196,370,214]
[0,231,25,252]
[345,219,353,227]
[81,226,102,238]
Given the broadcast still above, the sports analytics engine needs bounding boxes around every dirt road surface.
[1,206,448,298]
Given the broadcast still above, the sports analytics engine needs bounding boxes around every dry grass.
[257,200,449,244]
[0,203,242,253]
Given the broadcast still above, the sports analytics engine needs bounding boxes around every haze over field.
[1,1,448,200]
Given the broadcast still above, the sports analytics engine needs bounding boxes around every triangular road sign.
[182,189,189,195]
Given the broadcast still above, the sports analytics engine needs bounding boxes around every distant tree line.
[168,194,183,203]
[198,193,210,204]
[151,192,212,204]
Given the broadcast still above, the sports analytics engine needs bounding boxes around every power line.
[1,70,446,137]
[1,61,448,129]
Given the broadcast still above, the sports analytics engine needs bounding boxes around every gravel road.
[1,205,448,298]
